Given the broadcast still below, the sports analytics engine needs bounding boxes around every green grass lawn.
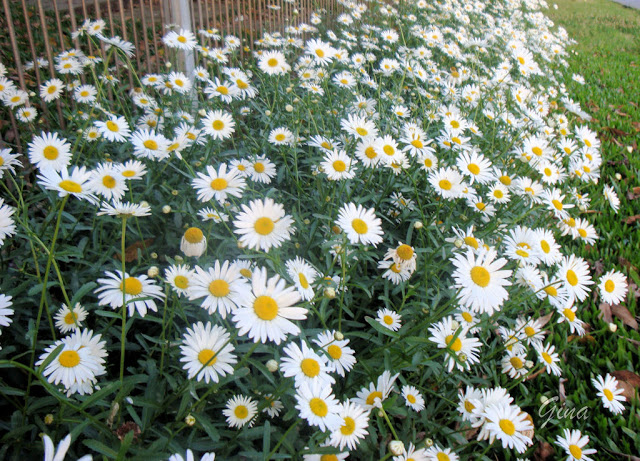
[544,1,640,456]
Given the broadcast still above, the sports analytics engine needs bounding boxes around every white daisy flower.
[0,199,16,247]
[28,132,72,172]
[37,166,97,203]
[233,198,294,252]
[312,330,357,377]
[285,257,319,301]
[336,202,383,246]
[555,428,597,461]
[295,381,342,432]
[592,373,626,414]
[223,395,258,428]
[188,261,249,318]
[54,303,88,334]
[192,163,246,203]
[376,308,402,331]
[164,264,195,297]
[401,385,425,411]
[95,116,131,142]
[95,270,165,317]
[328,400,370,451]
[180,321,237,383]
[280,341,335,388]
[482,402,533,453]
[598,269,628,305]
[201,110,235,140]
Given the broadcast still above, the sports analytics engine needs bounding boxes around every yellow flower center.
[499,175,511,185]
[439,179,452,191]
[351,218,368,235]
[524,326,535,337]
[174,275,189,289]
[120,277,143,295]
[320,456,337,461]
[552,199,563,210]
[209,279,230,297]
[366,391,383,405]
[327,344,342,359]
[445,334,462,352]
[462,312,473,323]
[383,315,394,325]
[365,147,377,159]
[315,49,325,58]
[437,454,450,461]
[470,266,490,287]
[217,86,229,95]
[356,127,368,136]
[177,36,187,44]
[604,280,615,293]
[407,394,417,403]
[254,217,275,235]
[212,120,225,131]
[566,269,578,286]
[499,418,516,436]
[240,268,252,278]
[102,175,116,189]
[184,227,204,243]
[59,350,81,368]
[300,358,320,377]
[234,405,248,419]
[464,400,475,412]
[510,356,523,369]
[516,249,529,258]
[122,170,136,178]
[58,180,82,193]
[198,348,217,365]
[106,120,120,132]
[143,139,158,150]
[254,295,278,320]
[47,85,57,94]
[411,139,423,148]
[383,145,395,156]
[563,308,576,322]
[468,163,480,175]
[43,146,59,160]
[309,397,328,416]
[603,388,614,401]
[210,178,228,190]
[540,240,551,254]
[298,272,310,289]
[275,134,286,142]
[64,312,77,325]
[396,244,414,260]
[494,190,504,199]
[450,120,460,129]
[542,352,552,363]
[340,416,356,435]
[569,445,582,459]
[333,160,346,172]
[464,236,479,249]
[267,58,278,67]
[532,146,542,156]
[544,286,558,297]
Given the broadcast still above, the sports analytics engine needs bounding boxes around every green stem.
[120,216,128,383]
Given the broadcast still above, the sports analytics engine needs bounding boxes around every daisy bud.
[181,227,207,258]
[147,266,159,278]
[293,98,300,104]
[265,110,272,116]
[293,8,299,14]
[285,105,293,112]
[424,438,434,448]
[451,320,460,330]
[175,255,184,263]
[165,61,172,68]
[162,205,171,214]
[324,287,336,299]
[29,91,36,97]
[195,161,202,167]
[198,109,207,117]
[526,360,534,368]
[454,238,464,248]
[184,414,196,426]
[609,322,618,333]
[627,146,633,153]
[615,173,622,180]
[388,440,404,456]
[44,414,54,425]
[266,359,278,372]
[151,252,158,259]
[237,240,245,249]
[459,353,468,363]
[578,205,586,212]
[377,410,384,417]
[414,221,423,229]
[295,243,300,249]
[172,190,179,196]
[303,219,311,225]
[286,87,292,93]
[334,331,344,341]
[540,395,549,405]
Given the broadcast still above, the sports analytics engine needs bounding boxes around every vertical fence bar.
[149,0,161,72]
[36,0,65,130]
[51,0,66,51]
[80,0,96,58]
[140,0,153,73]
[128,0,142,71]
[67,0,81,50]
[2,0,24,151]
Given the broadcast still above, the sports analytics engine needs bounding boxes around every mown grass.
[540,1,640,456]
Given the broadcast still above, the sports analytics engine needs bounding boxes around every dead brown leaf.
[632,121,640,132]
[611,370,640,401]
[593,259,605,276]
[559,378,567,403]
[114,238,154,263]
[599,302,613,323]
[538,312,554,328]
[526,367,546,381]
[533,441,555,461]
[619,257,638,272]
[611,304,638,330]
[624,215,640,225]
[615,109,630,118]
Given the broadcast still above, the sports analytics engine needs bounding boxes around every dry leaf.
[114,238,154,262]
[611,370,640,402]
[526,367,546,381]
[632,121,640,132]
[533,441,555,461]
[559,378,567,403]
[599,302,613,323]
[611,304,638,330]
[538,312,554,328]
[623,215,640,225]
[618,257,638,272]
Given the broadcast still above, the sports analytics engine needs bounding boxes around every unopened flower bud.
[451,320,460,330]
[454,238,464,248]
[185,414,196,426]
[147,266,159,278]
[458,353,468,363]
[609,322,618,333]
[175,255,184,263]
[266,359,278,372]
[198,109,207,117]
[424,438,434,448]
[615,173,622,180]
[265,110,272,116]
[165,61,172,68]
[324,287,336,299]
[414,221,423,229]
[285,104,293,112]
[525,360,534,368]
[151,252,158,259]
[540,395,549,405]
[162,205,171,214]
[389,440,404,456]
[44,414,54,425]
[334,331,344,341]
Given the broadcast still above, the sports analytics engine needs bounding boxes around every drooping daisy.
[223,395,258,428]
[262,394,284,418]
[180,321,237,384]
[592,373,626,414]
[54,303,88,334]
[295,381,342,432]
[97,200,151,218]
[201,110,235,140]
[188,261,248,318]
[312,330,356,377]
[232,267,306,345]
[555,428,597,461]
[598,269,628,305]
[95,116,131,142]
[451,248,512,315]
[353,370,400,410]
[285,257,319,301]
[603,184,620,213]
[376,308,402,331]
[180,227,207,258]
[556,302,586,336]
[402,385,425,411]
[37,166,97,203]
[233,198,294,252]
[192,163,247,203]
[336,202,383,246]
[328,401,370,451]
[28,132,72,172]
[0,199,16,247]
[482,402,533,453]
[280,341,335,388]
[95,270,165,317]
